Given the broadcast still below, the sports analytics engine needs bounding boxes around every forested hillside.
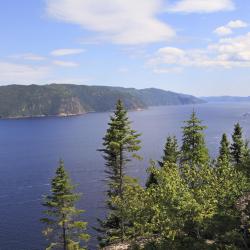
[0,84,204,118]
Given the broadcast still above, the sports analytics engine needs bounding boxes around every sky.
[0,0,250,96]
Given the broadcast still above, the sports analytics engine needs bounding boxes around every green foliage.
[111,113,250,249]
[97,100,142,246]
[181,111,209,166]
[241,141,250,180]
[158,136,179,167]
[230,123,244,168]
[0,84,203,118]
[123,161,248,249]
[217,133,231,166]
[41,160,89,250]
[146,136,179,188]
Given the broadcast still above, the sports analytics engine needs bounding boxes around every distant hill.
[202,96,250,103]
[0,84,204,119]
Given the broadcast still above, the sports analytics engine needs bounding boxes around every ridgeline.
[0,84,204,119]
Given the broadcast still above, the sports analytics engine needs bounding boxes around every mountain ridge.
[0,84,204,119]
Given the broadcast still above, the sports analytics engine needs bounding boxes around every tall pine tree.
[229,124,250,247]
[158,136,179,167]
[217,133,231,166]
[41,160,89,250]
[97,100,141,246]
[230,123,244,168]
[242,141,250,179]
[146,136,179,187]
[181,111,209,166]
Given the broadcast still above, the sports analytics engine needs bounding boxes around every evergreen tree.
[230,123,244,168]
[146,136,179,187]
[158,136,179,167]
[97,99,141,246]
[217,133,230,166]
[41,160,89,250]
[181,111,209,166]
[241,141,250,180]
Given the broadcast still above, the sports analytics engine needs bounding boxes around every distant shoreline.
[0,108,147,120]
[0,104,199,120]
[0,112,86,120]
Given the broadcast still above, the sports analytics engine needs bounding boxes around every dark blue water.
[0,103,250,250]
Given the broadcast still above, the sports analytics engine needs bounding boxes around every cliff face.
[0,84,204,118]
[57,97,86,116]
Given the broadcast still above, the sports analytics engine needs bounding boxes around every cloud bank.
[46,0,175,45]
[0,62,50,84]
[214,20,248,36]
[168,0,235,13]
[149,32,250,72]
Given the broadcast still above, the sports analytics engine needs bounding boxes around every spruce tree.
[230,123,244,168]
[158,136,179,167]
[217,133,231,166]
[146,136,179,187]
[181,111,209,166]
[241,141,250,180]
[41,160,89,250]
[97,99,141,246]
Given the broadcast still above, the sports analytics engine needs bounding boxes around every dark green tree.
[230,123,244,168]
[242,141,250,179]
[217,133,231,166]
[158,136,179,167]
[181,111,209,166]
[146,136,179,187]
[41,160,89,250]
[97,99,141,246]
[230,129,250,247]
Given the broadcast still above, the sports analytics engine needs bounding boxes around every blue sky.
[0,0,250,96]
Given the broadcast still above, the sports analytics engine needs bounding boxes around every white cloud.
[209,32,250,62]
[214,19,248,36]
[51,48,85,56]
[52,60,79,67]
[228,20,248,29]
[0,62,50,84]
[151,47,186,64]
[148,47,212,68]
[9,53,46,61]
[148,32,250,72]
[168,0,234,13]
[46,0,175,45]
[214,26,232,36]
